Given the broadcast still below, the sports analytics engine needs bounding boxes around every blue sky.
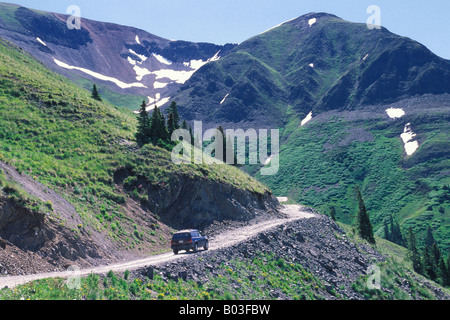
[4,0,450,59]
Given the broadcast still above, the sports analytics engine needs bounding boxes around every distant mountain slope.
[172,12,450,129]
[0,2,236,110]
[168,13,450,252]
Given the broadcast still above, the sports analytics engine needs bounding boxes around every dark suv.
[171,229,209,254]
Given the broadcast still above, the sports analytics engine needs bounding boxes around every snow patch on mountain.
[152,69,194,84]
[145,95,171,111]
[127,56,137,65]
[308,18,317,27]
[401,123,419,156]
[129,49,148,62]
[135,35,141,45]
[386,108,405,119]
[133,65,152,81]
[260,17,297,34]
[36,37,47,46]
[301,111,313,126]
[150,51,221,84]
[152,53,172,65]
[154,81,168,89]
[220,93,229,105]
[53,58,146,89]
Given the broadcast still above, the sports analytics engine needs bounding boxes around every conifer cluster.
[135,101,180,148]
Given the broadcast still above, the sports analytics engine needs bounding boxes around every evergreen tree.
[431,242,441,266]
[423,245,437,281]
[136,100,150,147]
[407,227,423,274]
[149,106,168,145]
[167,112,176,138]
[438,256,448,286]
[384,218,391,241]
[383,215,405,246]
[425,226,436,248]
[188,125,194,145]
[329,206,336,221]
[167,101,180,130]
[159,108,168,142]
[390,215,405,246]
[181,120,188,130]
[91,84,102,101]
[355,186,375,244]
[446,257,450,286]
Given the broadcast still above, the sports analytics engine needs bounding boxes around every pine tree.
[444,256,450,286]
[167,112,176,138]
[167,101,180,130]
[91,84,102,101]
[355,186,375,244]
[407,227,423,274]
[149,106,168,145]
[136,100,150,147]
[188,125,194,145]
[329,206,336,221]
[425,226,436,248]
[384,218,391,241]
[423,245,437,281]
[181,120,188,130]
[438,256,448,286]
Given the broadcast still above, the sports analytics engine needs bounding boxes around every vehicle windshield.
[172,232,191,240]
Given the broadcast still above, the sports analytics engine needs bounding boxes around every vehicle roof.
[174,229,199,234]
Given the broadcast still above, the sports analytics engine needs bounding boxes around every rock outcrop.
[115,168,281,230]
[0,197,103,276]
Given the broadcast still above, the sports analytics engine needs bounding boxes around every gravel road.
[0,205,316,289]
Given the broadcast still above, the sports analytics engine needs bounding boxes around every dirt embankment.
[114,167,281,230]
[0,160,282,278]
[0,196,104,276]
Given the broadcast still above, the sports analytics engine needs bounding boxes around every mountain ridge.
[0,2,237,110]
[172,12,450,130]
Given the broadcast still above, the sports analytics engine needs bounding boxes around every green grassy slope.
[0,37,270,243]
[257,106,450,251]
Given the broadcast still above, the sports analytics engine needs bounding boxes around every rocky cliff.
[0,196,104,276]
[115,167,280,230]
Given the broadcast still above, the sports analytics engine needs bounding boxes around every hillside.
[173,13,450,129]
[0,2,236,110]
[0,37,278,275]
[169,13,450,252]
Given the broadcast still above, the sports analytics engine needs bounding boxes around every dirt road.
[0,205,316,289]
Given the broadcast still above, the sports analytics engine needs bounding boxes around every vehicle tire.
[204,241,209,251]
[173,250,178,255]
[193,243,198,253]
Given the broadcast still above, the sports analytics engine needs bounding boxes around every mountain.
[172,12,450,129]
[169,13,450,251]
[0,2,236,110]
[0,36,277,274]
[0,3,449,299]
